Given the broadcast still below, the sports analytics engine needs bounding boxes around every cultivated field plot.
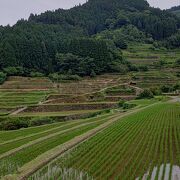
[0,76,54,91]
[30,103,180,180]
[0,113,116,178]
[123,43,180,66]
[131,70,179,88]
[55,74,130,95]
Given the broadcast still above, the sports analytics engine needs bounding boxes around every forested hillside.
[0,0,179,77]
[168,6,180,17]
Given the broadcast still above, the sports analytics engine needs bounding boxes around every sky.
[0,0,179,26]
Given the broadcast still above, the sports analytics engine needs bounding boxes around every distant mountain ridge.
[167,6,180,17]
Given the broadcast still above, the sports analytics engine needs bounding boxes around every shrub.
[3,66,24,76]
[175,59,180,65]
[0,119,29,130]
[0,72,7,84]
[174,82,180,90]
[138,65,148,71]
[138,89,154,99]
[123,103,136,109]
[118,100,125,107]
[49,73,81,82]
[161,85,174,93]
[150,87,162,96]
[30,117,54,126]
[90,70,96,78]
[30,72,44,77]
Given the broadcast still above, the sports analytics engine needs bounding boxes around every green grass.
[32,103,180,179]
[11,110,101,117]
[0,91,50,108]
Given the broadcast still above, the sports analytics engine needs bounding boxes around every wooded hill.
[0,0,179,76]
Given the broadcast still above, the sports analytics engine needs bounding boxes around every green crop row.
[30,103,180,179]
[0,114,112,177]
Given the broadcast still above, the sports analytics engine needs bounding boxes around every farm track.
[7,103,160,180]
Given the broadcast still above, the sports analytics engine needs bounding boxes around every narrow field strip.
[27,102,180,180]
[0,114,112,156]
[0,114,110,145]
[0,116,110,162]
[0,114,110,143]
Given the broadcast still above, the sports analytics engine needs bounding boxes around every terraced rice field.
[0,113,117,178]
[123,43,180,66]
[131,70,179,88]
[29,102,180,180]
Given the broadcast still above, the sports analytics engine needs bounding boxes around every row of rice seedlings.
[64,104,155,177]
[145,107,166,180]
[0,113,110,142]
[0,114,111,155]
[0,120,106,177]
[123,107,162,180]
[168,107,174,179]
[100,105,161,178]
[94,113,149,179]
[110,108,159,179]
[29,106,147,179]
[140,105,165,180]
[76,116,139,171]
[28,103,180,179]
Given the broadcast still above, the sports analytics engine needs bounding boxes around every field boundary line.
[5,102,161,180]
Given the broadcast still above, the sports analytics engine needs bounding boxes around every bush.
[123,103,136,109]
[3,66,24,76]
[30,72,44,77]
[174,82,180,90]
[0,72,7,84]
[138,65,148,71]
[49,73,81,82]
[175,59,180,65]
[150,87,162,96]
[30,117,54,126]
[161,85,174,93]
[138,89,154,99]
[0,119,29,130]
[118,100,125,107]
[90,70,96,78]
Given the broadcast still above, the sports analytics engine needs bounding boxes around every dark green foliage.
[175,59,180,65]
[90,70,96,78]
[0,119,29,130]
[30,72,44,77]
[138,65,148,71]
[118,100,125,107]
[150,87,162,96]
[160,85,174,93]
[49,73,81,82]
[0,0,179,76]
[0,72,6,84]
[122,102,136,109]
[138,89,154,99]
[163,31,180,48]
[3,67,24,76]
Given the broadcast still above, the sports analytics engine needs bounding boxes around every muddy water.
[136,164,180,180]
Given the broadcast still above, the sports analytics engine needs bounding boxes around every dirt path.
[5,103,160,180]
[10,107,27,115]
[169,96,180,103]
